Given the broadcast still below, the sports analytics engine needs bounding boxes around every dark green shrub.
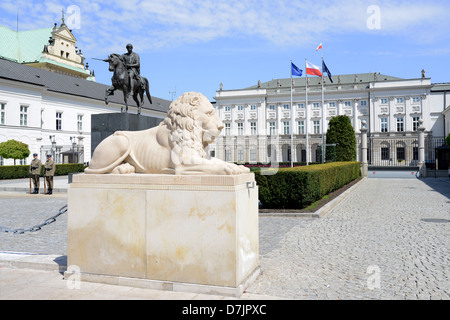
[326,115,357,162]
[255,162,361,209]
[0,164,86,180]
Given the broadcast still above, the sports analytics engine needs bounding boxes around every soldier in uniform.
[122,43,144,94]
[29,153,42,194]
[44,154,56,195]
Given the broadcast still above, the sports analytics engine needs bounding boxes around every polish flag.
[306,61,322,77]
[316,43,323,51]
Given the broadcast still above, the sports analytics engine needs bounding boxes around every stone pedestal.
[66,173,259,297]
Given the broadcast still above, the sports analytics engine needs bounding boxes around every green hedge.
[255,161,361,209]
[0,164,86,180]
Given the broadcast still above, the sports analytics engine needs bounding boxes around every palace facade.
[211,72,450,168]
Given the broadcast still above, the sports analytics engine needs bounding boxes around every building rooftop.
[0,25,53,63]
[245,73,403,90]
[431,83,450,92]
[0,57,170,113]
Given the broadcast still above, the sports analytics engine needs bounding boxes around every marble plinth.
[66,173,259,297]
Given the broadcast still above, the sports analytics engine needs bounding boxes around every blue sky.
[1,0,450,101]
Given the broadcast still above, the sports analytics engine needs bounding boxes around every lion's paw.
[223,162,250,175]
[111,163,135,174]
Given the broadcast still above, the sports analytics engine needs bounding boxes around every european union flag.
[322,60,333,83]
[291,62,303,77]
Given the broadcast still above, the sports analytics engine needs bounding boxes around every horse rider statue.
[122,43,145,94]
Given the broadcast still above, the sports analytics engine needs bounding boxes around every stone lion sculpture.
[85,91,250,175]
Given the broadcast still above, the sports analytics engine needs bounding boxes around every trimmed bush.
[326,115,357,162]
[0,163,86,180]
[255,161,361,209]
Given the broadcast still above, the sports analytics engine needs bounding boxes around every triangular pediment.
[53,25,77,42]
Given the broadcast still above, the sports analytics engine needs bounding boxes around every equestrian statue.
[99,44,152,114]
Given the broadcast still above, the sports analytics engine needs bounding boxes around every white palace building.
[212,72,450,169]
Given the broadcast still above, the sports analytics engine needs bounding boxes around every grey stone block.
[91,113,161,154]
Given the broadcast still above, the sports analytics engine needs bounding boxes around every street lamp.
[70,136,77,163]
[49,135,56,160]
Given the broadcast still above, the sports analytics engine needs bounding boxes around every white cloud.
[0,0,449,54]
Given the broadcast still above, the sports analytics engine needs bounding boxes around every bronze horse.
[104,53,152,114]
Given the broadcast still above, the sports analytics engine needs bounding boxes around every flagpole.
[305,58,309,166]
[321,55,325,164]
[290,60,294,168]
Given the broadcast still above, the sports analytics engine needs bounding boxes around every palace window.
[283,121,290,135]
[344,101,352,107]
[77,114,83,131]
[381,147,390,160]
[412,97,421,103]
[225,106,231,112]
[269,122,276,135]
[360,100,367,106]
[268,104,276,110]
[396,97,404,104]
[412,117,420,131]
[237,105,244,111]
[20,105,28,126]
[237,149,244,162]
[397,147,405,161]
[297,103,304,109]
[56,112,63,130]
[250,149,257,162]
[381,118,388,132]
[380,98,388,104]
[0,103,5,125]
[250,104,256,110]
[250,122,257,135]
[313,120,320,134]
[396,117,404,132]
[328,102,336,108]
[225,149,231,162]
[313,102,320,108]
[283,104,290,110]
[298,120,305,134]
[237,122,243,135]
[225,123,231,135]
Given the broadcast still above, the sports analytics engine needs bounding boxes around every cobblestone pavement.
[1,178,449,300]
[0,193,67,255]
[247,178,450,299]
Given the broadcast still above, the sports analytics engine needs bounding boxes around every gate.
[424,137,448,170]
[368,137,419,168]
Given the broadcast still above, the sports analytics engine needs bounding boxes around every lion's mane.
[162,92,207,162]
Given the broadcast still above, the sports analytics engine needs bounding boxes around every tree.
[0,139,30,165]
[326,115,356,162]
[446,133,450,148]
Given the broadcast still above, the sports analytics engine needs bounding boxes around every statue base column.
[65,173,259,297]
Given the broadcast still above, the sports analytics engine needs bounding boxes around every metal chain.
[0,204,67,234]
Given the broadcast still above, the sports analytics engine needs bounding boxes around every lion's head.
[163,92,224,161]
